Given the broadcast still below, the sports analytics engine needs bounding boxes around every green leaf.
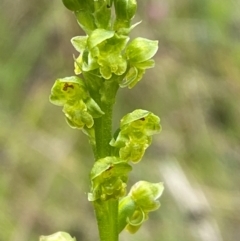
[126,37,158,63]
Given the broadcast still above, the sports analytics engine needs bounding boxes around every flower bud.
[62,0,92,12]
[75,11,96,34]
[115,0,137,20]
[62,0,81,11]
[114,0,137,29]
[93,0,112,29]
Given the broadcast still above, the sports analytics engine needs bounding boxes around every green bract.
[49,76,104,129]
[110,109,161,163]
[88,156,132,201]
[118,181,164,234]
[40,232,76,241]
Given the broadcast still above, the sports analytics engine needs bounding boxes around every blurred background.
[1,0,240,240]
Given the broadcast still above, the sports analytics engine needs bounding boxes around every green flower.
[49,76,104,129]
[120,38,158,88]
[88,156,132,201]
[129,181,164,212]
[72,30,129,80]
[110,109,161,163]
[118,181,164,234]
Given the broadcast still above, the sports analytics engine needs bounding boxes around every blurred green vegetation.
[0,0,240,241]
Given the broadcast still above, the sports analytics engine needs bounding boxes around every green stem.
[93,200,119,241]
[91,80,119,241]
[94,102,113,160]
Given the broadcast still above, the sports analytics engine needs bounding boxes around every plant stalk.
[92,85,119,241]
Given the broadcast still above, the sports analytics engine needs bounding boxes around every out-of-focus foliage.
[0,0,239,241]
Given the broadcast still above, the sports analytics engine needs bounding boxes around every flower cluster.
[72,31,158,89]
[47,0,164,239]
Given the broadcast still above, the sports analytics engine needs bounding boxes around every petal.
[88,29,114,49]
[126,37,158,63]
[71,36,88,53]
